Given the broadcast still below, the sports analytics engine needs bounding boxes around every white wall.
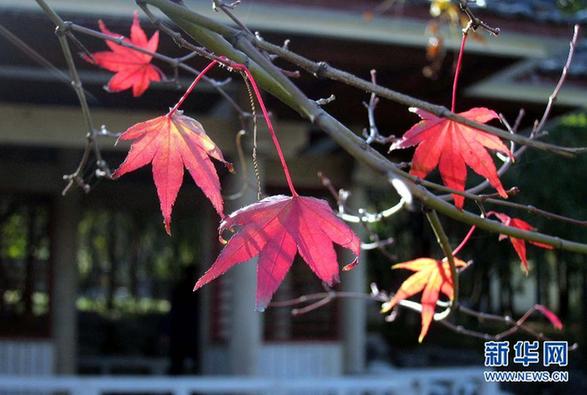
[0,341,54,375]
[203,342,342,377]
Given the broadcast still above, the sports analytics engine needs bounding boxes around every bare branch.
[533,24,581,135]
[315,94,336,106]
[252,31,585,157]
[270,288,570,344]
[363,70,396,145]
[317,172,407,224]
[35,0,111,195]
[457,0,501,36]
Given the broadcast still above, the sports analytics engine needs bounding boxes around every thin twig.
[0,23,96,102]
[457,0,501,36]
[363,69,396,145]
[534,25,580,135]
[270,288,568,343]
[317,172,406,224]
[436,26,580,206]
[35,0,110,195]
[212,0,253,36]
[317,172,398,258]
[426,174,587,227]
[251,33,585,157]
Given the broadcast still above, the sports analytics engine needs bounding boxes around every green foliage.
[76,296,170,315]
[504,112,587,241]
[76,207,205,317]
[0,199,51,321]
[1,212,27,260]
[557,0,587,13]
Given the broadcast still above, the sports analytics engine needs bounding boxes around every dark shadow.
[167,265,200,375]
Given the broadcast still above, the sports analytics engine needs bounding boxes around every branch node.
[60,21,73,33]
[438,106,450,118]
[315,94,336,106]
[314,61,329,79]
[458,0,501,36]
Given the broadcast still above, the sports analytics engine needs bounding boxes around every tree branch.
[142,0,587,256]
[457,0,501,36]
[35,0,110,195]
[270,287,570,344]
[142,0,586,157]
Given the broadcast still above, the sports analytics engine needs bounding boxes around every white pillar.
[341,185,368,374]
[198,204,215,374]
[228,159,263,375]
[50,188,80,374]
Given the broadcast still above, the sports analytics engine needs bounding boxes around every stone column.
[227,158,263,375]
[50,187,80,374]
[341,184,368,374]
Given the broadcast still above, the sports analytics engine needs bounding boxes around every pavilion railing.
[0,369,502,395]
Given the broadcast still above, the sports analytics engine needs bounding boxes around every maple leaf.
[489,212,553,274]
[382,257,467,342]
[86,11,162,97]
[193,195,360,310]
[391,107,513,208]
[113,111,231,234]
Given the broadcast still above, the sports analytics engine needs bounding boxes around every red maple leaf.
[113,111,231,234]
[489,211,553,273]
[391,107,513,208]
[194,195,361,310]
[382,257,467,342]
[86,11,162,97]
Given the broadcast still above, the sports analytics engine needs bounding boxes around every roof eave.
[467,60,587,108]
[7,0,569,58]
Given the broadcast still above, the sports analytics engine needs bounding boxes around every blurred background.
[0,0,586,394]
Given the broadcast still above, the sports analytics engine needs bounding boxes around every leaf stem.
[452,225,476,256]
[451,28,469,113]
[231,63,298,196]
[167,60,218,117]
[167,56,297,196]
